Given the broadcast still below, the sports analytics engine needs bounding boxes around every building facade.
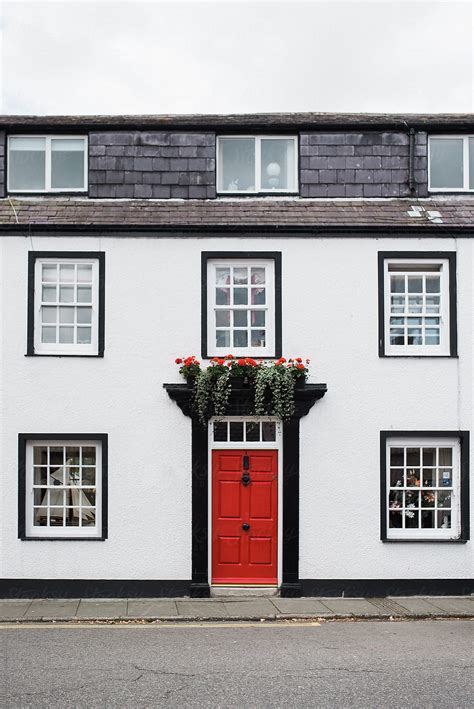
[0,113,472,598]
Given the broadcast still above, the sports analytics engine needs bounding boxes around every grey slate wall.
[0,132,5,198]
[300,131,428,198]
[89,131,216,199]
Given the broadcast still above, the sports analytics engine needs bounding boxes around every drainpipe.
[408,127,416,192]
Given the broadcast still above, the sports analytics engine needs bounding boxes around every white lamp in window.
[266,161,281,188]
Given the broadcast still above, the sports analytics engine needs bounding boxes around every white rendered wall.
[0,234,472,581]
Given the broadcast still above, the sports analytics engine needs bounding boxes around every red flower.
[306,358,310,364]
[175,358,183,364]
[226,354,234,360]
[237,358,246,366]
[296,357,302,363]
[246,358,257,367]
[217,358,225,366]
[297,363,305,370]
[195,361,200,366]
[276,357,286,365]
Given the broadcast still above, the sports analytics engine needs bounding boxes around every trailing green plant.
[254,362,295,420]
[193,359,231,426]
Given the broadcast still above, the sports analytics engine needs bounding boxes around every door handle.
[242,523,250,531]
[241,474,251,486]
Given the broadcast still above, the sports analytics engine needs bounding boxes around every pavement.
[1,621,472,708]
[0,595,472,623]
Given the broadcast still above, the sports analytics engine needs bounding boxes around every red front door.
[212,449,278,584]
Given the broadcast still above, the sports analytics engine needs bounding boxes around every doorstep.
[210,585,279,597]
[0,595,472,623]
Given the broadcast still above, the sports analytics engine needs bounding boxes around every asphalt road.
[0,620,472,708]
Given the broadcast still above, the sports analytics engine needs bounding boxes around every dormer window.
[428,135,474,192]
[217,136,298,194]
[8,136,87,193]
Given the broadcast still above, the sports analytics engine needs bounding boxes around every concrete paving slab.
[222,599,276,617]
[424,597,474,615]
[177,600,229,618]
[127,599,178,617]
[0,600,32,620]
[25,599,80,619]
[394,597,452,614]
[319,598,381,615]
[271,598,334,615]
[76,599,128,618]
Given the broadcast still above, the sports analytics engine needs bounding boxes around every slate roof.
[1,197,473,230]
[0,112,473,131]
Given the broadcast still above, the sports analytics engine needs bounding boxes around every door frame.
[208,416,283,587]
[163,381,327,597]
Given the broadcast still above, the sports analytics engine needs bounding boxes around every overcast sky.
[0,0,472,115]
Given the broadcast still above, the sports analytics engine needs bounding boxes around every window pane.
[77,286,92,303]
[59,264,75,282]
[233,288,248,305]
[59,307,74,324]
[82,467,96,486]
[219,138,255,191]
[390,275,405,293]
[41,307,56,324]
[42,264,57,282]
[59,327,74,344]
[245,421,260,441]
[42,326,56,343]
[251,311,265,327]
[233,310,247,327]
[77,265,93,282]
[216,330,230,347]
[51,139,85,189]
[82,447,96,465]
[216,288,230,305]
[42,286,56,302]
[59,286,74,303]
[77,327,91,344]
[216,268,230,285]
[251,288,265,305]
[213,422,228,441]
[229,422,244,441]
[251,268,265,285]
[233,268,248,285]
[77,307,92,324]
[262,422,276,441]
[251,330,266,347]
[261,138,296,191]
[233,330,248,347]
[430,138,463,188]
[216,310,230,327]
[9,137,46,190]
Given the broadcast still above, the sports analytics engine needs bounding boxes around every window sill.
[380,353,458,359]
[216,191,299,198]
[20,536,106,541]
[25,353,104,358]
[382,538,468,544]
[8,190,88,196]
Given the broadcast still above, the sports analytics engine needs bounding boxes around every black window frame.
[201,251,282,359]
[378,251,457,358]
[18,432,108,541]
[380,430,470,543]
[27,251,105,357]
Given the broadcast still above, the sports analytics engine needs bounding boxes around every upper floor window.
[378,252,457,357]
[217,136,298,194]
[428,135,474,192]
[202,252,282,359]
[27,252,105,357]
[8,136,87,193]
